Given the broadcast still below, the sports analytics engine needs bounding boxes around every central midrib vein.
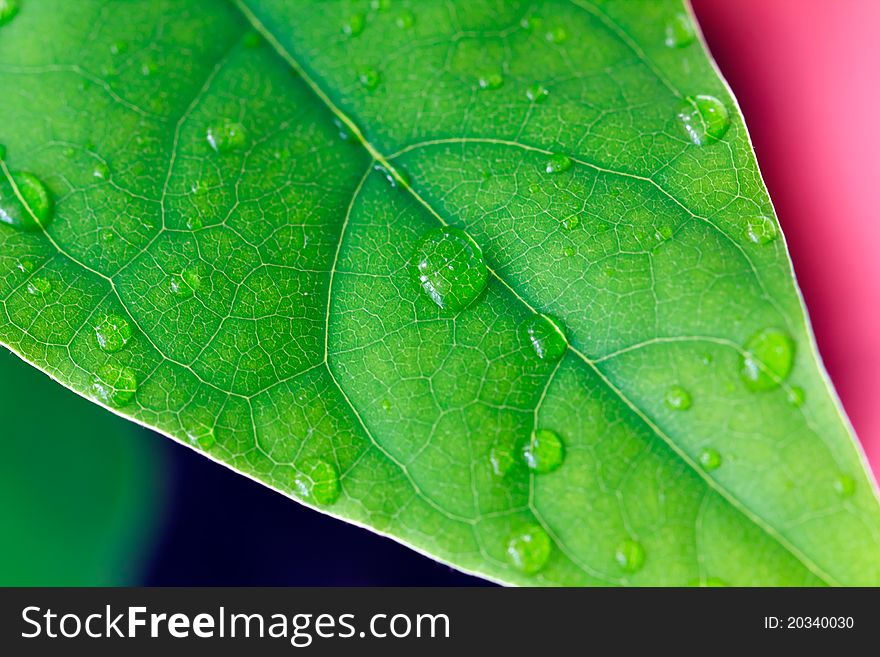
[234,0,836,586]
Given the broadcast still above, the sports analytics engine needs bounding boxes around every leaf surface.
[1,0,878,585]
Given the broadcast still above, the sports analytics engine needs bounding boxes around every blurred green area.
[0,348,161,585]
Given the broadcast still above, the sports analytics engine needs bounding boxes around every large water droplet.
[744,216,778,245]
[664,12,695,48]
[0,0,19,26]
[520,313,567,362]
[526,84,549,103]
[545,153,572,174]
[615,538,645,573]
[506,523,552,575]
[206,119,246,153]
[94,313,132,353]
[91,363,138,407]
[698,447,722,471]
[740,328,795,391]
[664,384,692,410]
[677,95,730,146]
[0,171,54,231]
[833,473,855,498]
[412,227,488,311]
[342,13,365,36]
[522,428,565,474]
[294,458,341,505]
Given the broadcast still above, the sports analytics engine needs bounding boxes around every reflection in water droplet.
[187,424,216,450]
[545,153,572,174]
[370,0,390,10]
[412,227,488,311]
[395,10,414,28]
[342,13,365,36]
[15,258,34,274]
[786,385,805,407]
[0,0,19,25]
[665,12,695,48]
[94,313,132,353]
[740,328,795,391]
[478,73,504,90]
[91,363,138,407]
[506,523,552,575]
[833,474,855,498]
[526,84,549,103]
[699,447,722,471]
[294,459,341,505]
[677,95,730,146]
[0,171,54,231]
[664,384,692,410]
[744,216,778,245]
[522,428,565,473]
[26,277,51,296]
[358,67,380,89]
[520,313,567,362]
[206,119,247,153]
[545,27,567,44]
[489,443,516,477]
[561,214,580,231]
[170,268,202,298]
[615,538,645,573]
[520,13,543,31]
[93,162,110,180]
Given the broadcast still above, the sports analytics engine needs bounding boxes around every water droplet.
[380,398,392,412]
[186,214,204,231]
[520,313,567,362]
[833,474,855,498]
[15,258,34,274]
[169,268,202,298]
[206,119,247,153]
[677,95,730,145]
[520,13,543,31]
[506,523,551,575]
[26,276,51,296]
[562,245,575,258]
[744,216,778,245]
[91,363,138,407]
[395,10,414,28]
[358,67,380,89]
[100,228,115,243]
[561,214,580,230]
[94,313,132,353]
[664,384,692,410]
[489,443,516,477]
[740,328,795,391]
[665,12,695,48]
[294,458,341,505]
[92,162,109,180]
[526,84,549,103]
[545,27,567,44]
[478,73,504,90]
[786,385,805,407]
[0,0,19,26]
[698,447,722,471]
[654,225,673,242]
[522,428,565,474]
[186,423,216,450]
[615,538,645,573]
[343,13,365,36]
[411,226,488,311]
[110,39,128,55]
[370,0,390,10]
[0,171,54,232]
[545,153,572,174]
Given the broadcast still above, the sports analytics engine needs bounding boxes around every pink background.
[691,0,880,478]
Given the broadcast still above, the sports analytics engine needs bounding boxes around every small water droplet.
[615,538,645,573]
[740,328,795,391]
[0,171,54,231]
[186,215,204,231]
[94,313,132,353]
[358,67,380,89]
[91,363,138,407]
[833,474,855,498]
[545,26,567,44]
[380,398,392,412]
[561,214,580,231]
[206,119,247,153]
[395,10,414,28]
[698,447,722,471]
[294,458,341,505]
[522,428,565,474]
[92,162,110,180]
[411,226,488,311]
[506,523,552,575]
[562,245,575,257]
[186,424,216,450]
[342,13,365,36]
[655,225,673,242]
[664,384,692,410]
[370,0,390,10]
[786,385,805,407]
[26,276,51,296]
[478,73,504,90]
[15,258,34,274]
[520,313,567,362]
[0,0,19,26]
[665,12,695,48]
[489,443,516,477]
[526,84,549,103]
[545,153,572,174]
[520,13,543,31]
[744,216,778,245]
[100,228,115,243]
[169,268,202,298]
[677,95,730,145]
[110,39,128,55]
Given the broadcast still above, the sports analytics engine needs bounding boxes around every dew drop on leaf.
[664,12,695,48]
[370,0,390,11]
[526,84,549,103]
[833,474,855,498]
[206,119,247,153]
[478,73,504,90]
[186,424,216,450]
[412,226,488,311]
[664,384,692,410]
[698,447,722,471]
[358,67,380,90]
[739,328,795,391]
[744,216,778,245]
[615,538,645,573]
[522,428,565,473]
[489,443,516,477]
[0,0,19,26]
[545,26,567,44]
[520,313,567,362]
[294,458,341,505]
[561,214,580,231]
[520,13,543,31]
[169,268,202,298]
[506,523,552,575]
[545,153,572,174]
[15,258,34,274]
[26,276,51,296]
[94,313,132,353]
[342,13,365,36]
[786,385,805,407]
[0,171,54,232]
[91,363,138,407]
[677,95,730,145]
[395,10,414,29]
[92,162,110,180]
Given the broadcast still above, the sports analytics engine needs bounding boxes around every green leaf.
[1,0,877,586]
